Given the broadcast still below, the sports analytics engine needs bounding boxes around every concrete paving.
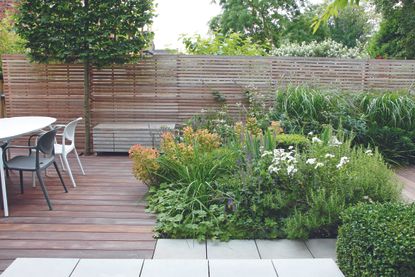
[1,239,343,277]
[1,258,344,277]
[155,239,337,260]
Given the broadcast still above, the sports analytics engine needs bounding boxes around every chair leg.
[32,172,36,188]
[59,155,66,171]
[74,148,85,175]
[53,162,68,193]
[63,155,77,188]
[19,171,24,194]
[36,170,52,210]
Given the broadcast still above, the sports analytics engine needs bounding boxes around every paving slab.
[209,259,277,277]
[207,240,260,259]
[273,258,344,277]
[70,259,143,277]
[1,258,79,277]
[305,239,337,259]
[153,239,206,259]
[140,259,208,277]
[256,239,313,259]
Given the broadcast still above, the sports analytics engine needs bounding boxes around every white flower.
[288,146,294,150]
[268,165,280,174]
[306,158,317,165]
[365,150,373,156]
[308,131,314,136]
[261,151,272,157]
[287,165,297,176]
[312,137,322,144]
[315,162,324,169]
[329,136,343,147]
[325,153,335,159]
[336,156,350,169]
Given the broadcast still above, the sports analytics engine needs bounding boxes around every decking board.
[0,154,156,274]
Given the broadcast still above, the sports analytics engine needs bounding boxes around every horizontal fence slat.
[2,54,415,152]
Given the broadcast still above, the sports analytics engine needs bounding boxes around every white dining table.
[0,116,56,217]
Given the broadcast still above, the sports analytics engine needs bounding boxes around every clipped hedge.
[275,134,309,150]
[337,203,415,277]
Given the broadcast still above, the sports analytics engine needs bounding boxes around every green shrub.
[365,126,415,165]
[337,203,415,277]
[275,134,309,150]
[282,134,400,238]
[0,16,25,77]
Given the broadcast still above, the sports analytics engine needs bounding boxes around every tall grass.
[356,92,415,130]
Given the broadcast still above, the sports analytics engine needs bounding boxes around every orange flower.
[129,144,159,186]
[269,121,284,134]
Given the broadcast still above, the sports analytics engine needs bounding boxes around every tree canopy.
[210,0,304,48]
[368,0,415,59]
[15,0,155,153]
[15,0,155,66]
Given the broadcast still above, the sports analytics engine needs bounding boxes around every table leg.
[0,147,9,217]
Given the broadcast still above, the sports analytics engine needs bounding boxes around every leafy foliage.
[210,0,304,48]
[0,15,25,77]
[368,0,415,59]
[337,203,415,277]
[135,121,400,240]
[311,0,361,33]
[285,4,371,48]
[327,5,371,48]
[15,0,155,66]
[129,145,159,186]
[182,33,266,56]
[271,87,415,165]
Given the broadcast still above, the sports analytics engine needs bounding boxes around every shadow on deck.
[0,154,156,273]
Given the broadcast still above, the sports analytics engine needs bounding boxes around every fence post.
[0,79,5,118]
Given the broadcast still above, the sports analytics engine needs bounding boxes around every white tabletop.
[0,116,57,141]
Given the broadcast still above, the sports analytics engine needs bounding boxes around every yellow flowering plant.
[129,144,160,187]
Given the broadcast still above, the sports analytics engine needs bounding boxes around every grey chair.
[2,129,68,210]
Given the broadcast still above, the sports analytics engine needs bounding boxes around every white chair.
[55,117,85,187]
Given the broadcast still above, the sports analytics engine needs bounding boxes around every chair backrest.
[64,117,82,143]
[37,129,57,157]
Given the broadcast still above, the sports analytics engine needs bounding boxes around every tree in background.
[0,15,25,78]
[327,5,372,48]
[368,0,415,59]
[210,0,304,48]
[283,4,372,48]
[15,0,155,153]
[182,33,266,56]
[316,0,414,59]
[282,4,330,44]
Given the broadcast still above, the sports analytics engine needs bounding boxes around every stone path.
[1,258,344,277]
[154,239,337,260]
[1,239,344,276]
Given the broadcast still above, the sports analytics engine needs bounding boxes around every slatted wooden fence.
[2,54,415,152]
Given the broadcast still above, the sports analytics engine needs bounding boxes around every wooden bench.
[93,122,176,153]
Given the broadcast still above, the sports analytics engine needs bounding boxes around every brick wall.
[0,0,16,19]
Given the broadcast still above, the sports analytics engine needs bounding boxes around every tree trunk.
[83,59,91,155]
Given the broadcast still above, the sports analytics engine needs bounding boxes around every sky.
[153,0,324,51]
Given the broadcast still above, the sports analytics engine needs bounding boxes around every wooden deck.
[0,154,156,273]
